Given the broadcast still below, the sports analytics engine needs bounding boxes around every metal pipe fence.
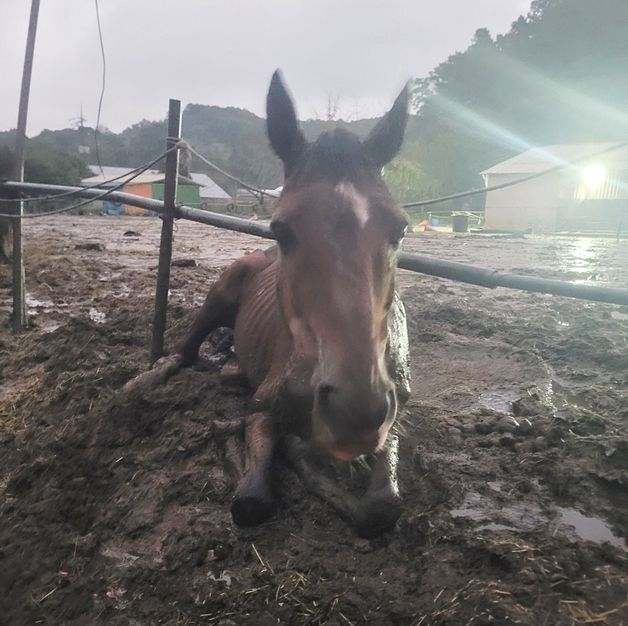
[2,180,628,310]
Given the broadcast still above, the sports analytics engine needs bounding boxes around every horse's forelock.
[285,128,375,190]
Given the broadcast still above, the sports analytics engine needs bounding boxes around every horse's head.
[266,71,409,461]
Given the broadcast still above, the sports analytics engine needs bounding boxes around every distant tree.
[383,157,434,204]
[0,144,90,262]
[24,145,90,185]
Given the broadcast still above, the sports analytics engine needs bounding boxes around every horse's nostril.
[317,383,336,405]
[369,394,391,429]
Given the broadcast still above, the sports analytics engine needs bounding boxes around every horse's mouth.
[328,447,370,461]
[323,430,386,461]
[328,447,362,461]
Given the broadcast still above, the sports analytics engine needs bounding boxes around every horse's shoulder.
[224,245,277,281]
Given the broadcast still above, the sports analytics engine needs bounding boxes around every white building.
[482,142,628,232]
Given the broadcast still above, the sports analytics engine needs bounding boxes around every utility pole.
[11,0,40,331]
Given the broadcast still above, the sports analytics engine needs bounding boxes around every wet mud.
[1,216,627,625]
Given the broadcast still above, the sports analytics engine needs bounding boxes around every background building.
[81,166,224,215]
[482,143,628,233]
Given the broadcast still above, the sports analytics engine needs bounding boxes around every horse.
[171,71,411,536]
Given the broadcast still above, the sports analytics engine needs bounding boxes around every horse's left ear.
[363,84,409,168]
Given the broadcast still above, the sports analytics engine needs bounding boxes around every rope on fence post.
[150,99,181,364]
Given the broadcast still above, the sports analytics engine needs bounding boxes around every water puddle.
[450,492,626,550]
[479,390,517,413]
[555,507,626,550]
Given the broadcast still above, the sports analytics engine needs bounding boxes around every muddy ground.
[1,216,627,626]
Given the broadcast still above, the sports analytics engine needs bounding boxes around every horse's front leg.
[355,433,402,537]
[231,412,277,527]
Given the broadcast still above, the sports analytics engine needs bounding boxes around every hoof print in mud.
[231,494,276,527]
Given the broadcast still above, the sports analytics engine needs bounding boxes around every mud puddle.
[451,492,626,550]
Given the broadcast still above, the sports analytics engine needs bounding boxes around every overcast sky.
[1,1,531,135]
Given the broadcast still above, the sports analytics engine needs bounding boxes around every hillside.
[0,108,379,193]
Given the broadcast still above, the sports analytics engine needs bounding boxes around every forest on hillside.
[1,0,626,207]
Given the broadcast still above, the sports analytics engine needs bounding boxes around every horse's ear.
[362,84,409,168]
[267,70,306,173]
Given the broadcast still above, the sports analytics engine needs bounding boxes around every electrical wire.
[0,154,169,203]
[93,0,106,177]
[180,141,279,200]
[183,138,628,208]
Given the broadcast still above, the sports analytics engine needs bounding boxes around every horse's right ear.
[267,70,306,174]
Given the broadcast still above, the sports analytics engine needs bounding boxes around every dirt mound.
[1,217,627,625]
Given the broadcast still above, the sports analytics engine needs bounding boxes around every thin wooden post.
[150,99,181,363]
[11,0,40,332]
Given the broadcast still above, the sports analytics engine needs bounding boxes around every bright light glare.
[581,163,606,188]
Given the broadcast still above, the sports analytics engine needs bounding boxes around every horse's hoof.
[354,493,402,538]
[231,494,276,527]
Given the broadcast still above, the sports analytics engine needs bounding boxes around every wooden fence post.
[11,0,40,332]
[150,99,181,364]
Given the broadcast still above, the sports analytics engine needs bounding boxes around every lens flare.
[581,163,606,188]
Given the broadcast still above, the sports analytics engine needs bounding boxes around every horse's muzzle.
[313,386,396,460]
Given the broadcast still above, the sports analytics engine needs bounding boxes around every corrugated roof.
[86,165,160,179]
[482,142,628,175]
[82,165,199,187]
[189,173,231,200]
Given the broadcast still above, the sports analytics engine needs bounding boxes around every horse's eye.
[271,220,297,253]
[391,223,408,247]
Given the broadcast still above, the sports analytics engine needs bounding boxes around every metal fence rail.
[2,179,628,308]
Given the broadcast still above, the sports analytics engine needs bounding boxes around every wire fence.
[3,176,628,307]
[2,138,628,220]
[0,151,172,204]
[186,138,628,210]
[0,147,174,217]
[181,141,279,200]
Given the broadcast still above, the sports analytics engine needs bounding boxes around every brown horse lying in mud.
[128,72,411,536]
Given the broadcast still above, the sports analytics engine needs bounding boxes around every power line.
[0,154,169,203]
[181,141,279,200]
[93,0,106,177]
[5,138,627,216]
[0,147,175,202]
[185,139,628,208]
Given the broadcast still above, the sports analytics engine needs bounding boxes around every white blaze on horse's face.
[335,182,370,228]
